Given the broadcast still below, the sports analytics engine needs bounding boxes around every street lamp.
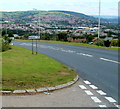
[98,0,101,39]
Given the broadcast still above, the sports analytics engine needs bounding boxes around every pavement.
[2,78,118,107]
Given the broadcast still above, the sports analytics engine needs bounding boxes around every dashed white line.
[115,105,119,108]
[91,96,102,103]
[89,85,98,89]
[113,103,119,108]
[105,97,117,103]
[100,58,120,64]
[78,85,87,89]
[84,80,91,85]
[85,90,93,95]
[97,90,106,95]
[77,53,93,57]
[85,54,93,57]
[99,105,107,107]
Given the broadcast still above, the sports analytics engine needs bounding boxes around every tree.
[57,32,68,41]
[104,40,111,47]
[2,35,12,52]
[8,32,14,37]
[85,34,94,43]
[2,29,7,36]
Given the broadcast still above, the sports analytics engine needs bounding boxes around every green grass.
[2,46,77,91]
[16,39,119,50]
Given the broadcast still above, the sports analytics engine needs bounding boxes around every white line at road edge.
[105,97,117,103]
[99,105,107,107]
[100,58,120,64]
[89,85,98,89]
[91,96,102,103]
[85,90,94,95]
[79,85,87,89]
[84,80,91,85]
[97,90,106,95]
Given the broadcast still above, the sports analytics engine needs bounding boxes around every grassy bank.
[2,46,77,91]
[15,39,119,50]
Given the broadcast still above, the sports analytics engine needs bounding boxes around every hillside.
[1,10,118,37]
[1,10,98,26]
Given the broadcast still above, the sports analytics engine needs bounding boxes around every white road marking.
[91,96,102,103]
[77,53,93,57]
[100,58,120,64]
[85,54,93,57]
[89,85,98,89]
[85,90,93,95]
[78,85,87,89]
[97,90,106,95]
[99,105,107,107]
[84,80,91,85]
[105,97,116,103]
[115,105,119,108]
[113,103,119,108]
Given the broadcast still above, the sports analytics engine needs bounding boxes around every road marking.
[97,90,106,95]
[99,105,107,107]
[115,105,119,108]
[84,80,91,85]
[89,85,98,89]
[100,58,120,64]
[105,97,116,103]
[85,90,93,95]
[91,96,102,103]
[113,103,119,108]
[78,85,87,89]
[77,53,93,57]
[85,54,93,57]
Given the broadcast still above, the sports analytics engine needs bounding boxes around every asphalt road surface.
[13,41,119,104]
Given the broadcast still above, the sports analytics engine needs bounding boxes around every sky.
[0,0,119,16]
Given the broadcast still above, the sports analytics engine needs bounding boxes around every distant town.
[1,10,119,46]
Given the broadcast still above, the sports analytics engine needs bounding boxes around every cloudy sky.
[0,0,119,16]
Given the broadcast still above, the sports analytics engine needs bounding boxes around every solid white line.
[105,97,116,102]
[91,96,101,103]
[79,85,87,89]
[100,58,120,64]
[84,80,91,85]
[85,90,93,95]
[97,90,106,95]
[89,85,98,89]
[99,105,107,107]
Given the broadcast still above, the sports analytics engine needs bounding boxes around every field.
[2,46,77,91]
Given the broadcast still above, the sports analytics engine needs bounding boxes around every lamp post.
[98,0,101,39]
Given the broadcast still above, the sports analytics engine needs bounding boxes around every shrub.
[95,40,104,46]
[2,35,12,52]
[110,40,119,47]
[104,40,111,47]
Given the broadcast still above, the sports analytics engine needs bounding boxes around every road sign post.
[28,36,40,55]
[32,39,33,54]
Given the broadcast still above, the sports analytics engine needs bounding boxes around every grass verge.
[15,39,119,50]
[2,46,77,91]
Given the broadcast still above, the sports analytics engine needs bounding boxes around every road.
[12,41,118,104]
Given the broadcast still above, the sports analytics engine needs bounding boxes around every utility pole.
[36,10,40,55]
[98,0,101,39]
